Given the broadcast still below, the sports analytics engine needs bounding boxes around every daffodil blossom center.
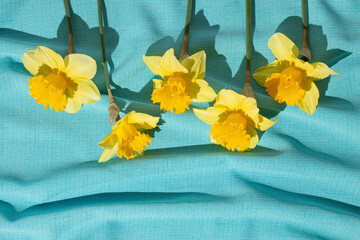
[114,121,139,141]
[225,112,248,131]
[166,75,188,95]
[210,111,251,151]
[151,74,191,114]
[113,121,152,159]
[28,69,71,111]
[280,66,304,88]
[44,71,69,93]
[265,66,306,106]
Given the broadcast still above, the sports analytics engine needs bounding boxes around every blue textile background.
[1,0,359,239]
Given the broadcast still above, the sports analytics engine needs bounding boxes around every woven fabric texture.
[0,0,359,239]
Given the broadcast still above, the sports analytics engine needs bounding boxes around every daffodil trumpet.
[98,111,160,162]
[97,0,120,124]
[23,46,100,113]
[63,0,74,55]
[143,48,216,114]
[193,89,277,152]
[253,33,338,115]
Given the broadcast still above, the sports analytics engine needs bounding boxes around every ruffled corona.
[98,111,160,162]
[28,70,70,111]
[143,48,216,114]
[151,74,192,113]
[210,112,251,151]
[194,89,277,152]
[22,46,100,113]
[265,65,307,106]
[253,33,338,114]
[114,122,152,159]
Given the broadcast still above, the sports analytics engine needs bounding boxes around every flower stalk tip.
[108,88,120,124]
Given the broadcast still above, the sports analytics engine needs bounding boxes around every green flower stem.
[63,0,74,54]
[97,0,110,90]
[300,0,311,61]
[179,0,192,61]
[245,0,251,84]
[241,0,255,98]
[301,0,308,28]
[97,0,120,124]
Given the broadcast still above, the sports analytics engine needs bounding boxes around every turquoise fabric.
[1,0,359,239]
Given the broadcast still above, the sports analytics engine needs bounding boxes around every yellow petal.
[64,97,82,113]
[238,97,260,125]
[34,46,65,71]
[298,81,319,115]
[160,48,188,76]
[307,62,338,81]
[253,60,281,86]
[257,115,278,131]
[246,127,259,150]
[72,78,100,103]
[153,79,163,89]
[143,56,165,78]
[98,131,117,148]
[181,50,206,79]
[294,58,314,72]
[64,54,97,79]
[268,33,299,61]
[99,143,118,163]
[209,134,219,145]
[22,49,41,76]
[111,118,122,130]
[127,111,160,130]
[193,107,227,125]
[214,89,246,110]
[188,79,216,103]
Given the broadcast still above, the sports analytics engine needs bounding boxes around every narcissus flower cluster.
[23,46,100,113]
[253,33,338,115]
[24,30,340,162]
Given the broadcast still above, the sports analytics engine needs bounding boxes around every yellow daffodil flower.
[98,111,160,162]
[193,89,277,151]
[253,33,338,115]
[143,48,216,114]
[22,46,100,113]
